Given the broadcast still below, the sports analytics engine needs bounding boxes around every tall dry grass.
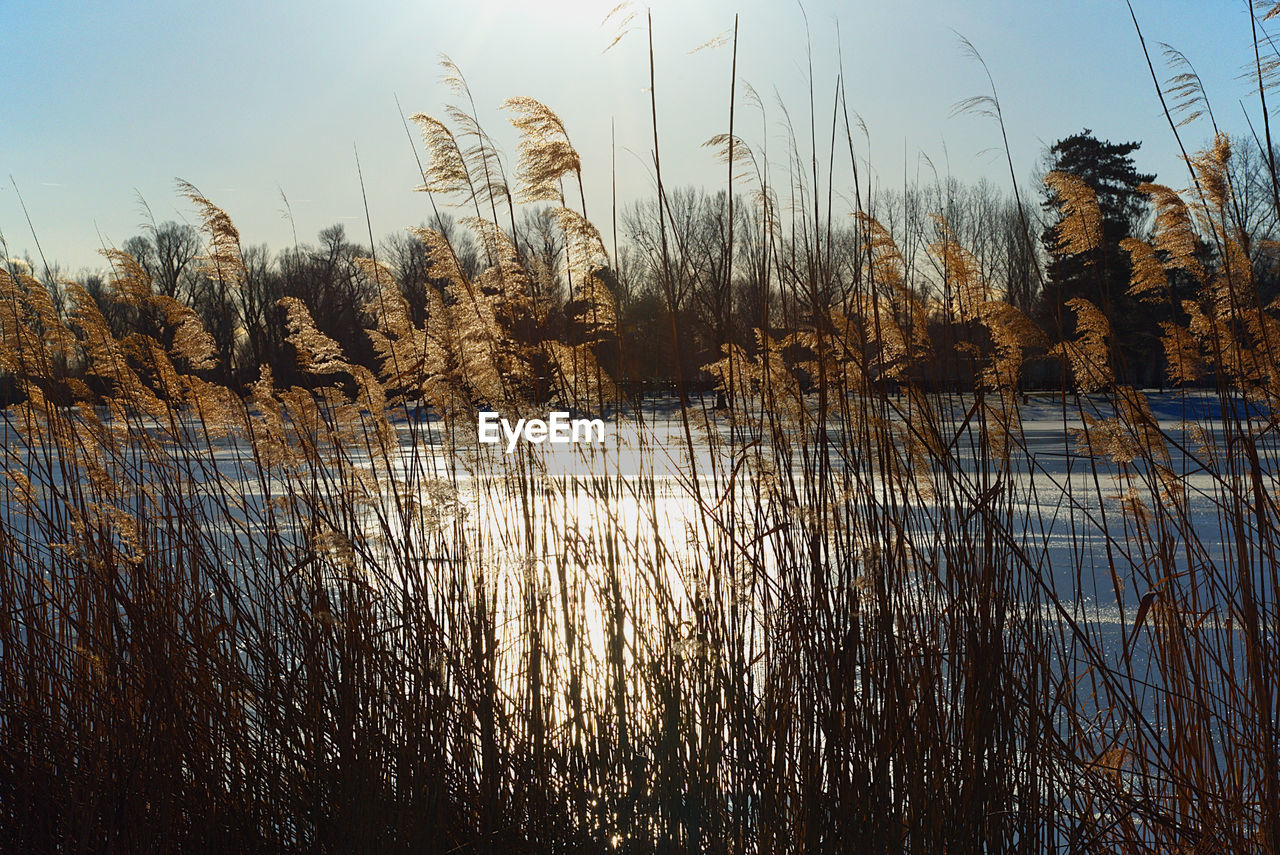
[2,18,1280,855]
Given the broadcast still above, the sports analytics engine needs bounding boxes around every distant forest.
[6,130,1280,406]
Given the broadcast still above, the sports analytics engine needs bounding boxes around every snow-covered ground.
[4,389,1272,711]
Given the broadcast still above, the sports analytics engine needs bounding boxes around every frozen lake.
[3,388,1273,733]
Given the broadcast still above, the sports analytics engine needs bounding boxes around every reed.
[2,15,1280,854]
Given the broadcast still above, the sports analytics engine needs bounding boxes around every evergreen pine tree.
[1040,130,1160,384]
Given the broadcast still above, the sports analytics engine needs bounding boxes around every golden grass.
[2,37,1280,855]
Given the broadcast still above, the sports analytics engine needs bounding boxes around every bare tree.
[124,221,200,301]
[237,243,281,372]
[516,206,565,313]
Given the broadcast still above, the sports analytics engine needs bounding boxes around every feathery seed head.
[1044,171,1102,256]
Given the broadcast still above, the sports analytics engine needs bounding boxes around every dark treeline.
[7,131,1280,406]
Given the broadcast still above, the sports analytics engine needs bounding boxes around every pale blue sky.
[0,0,1256,272]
